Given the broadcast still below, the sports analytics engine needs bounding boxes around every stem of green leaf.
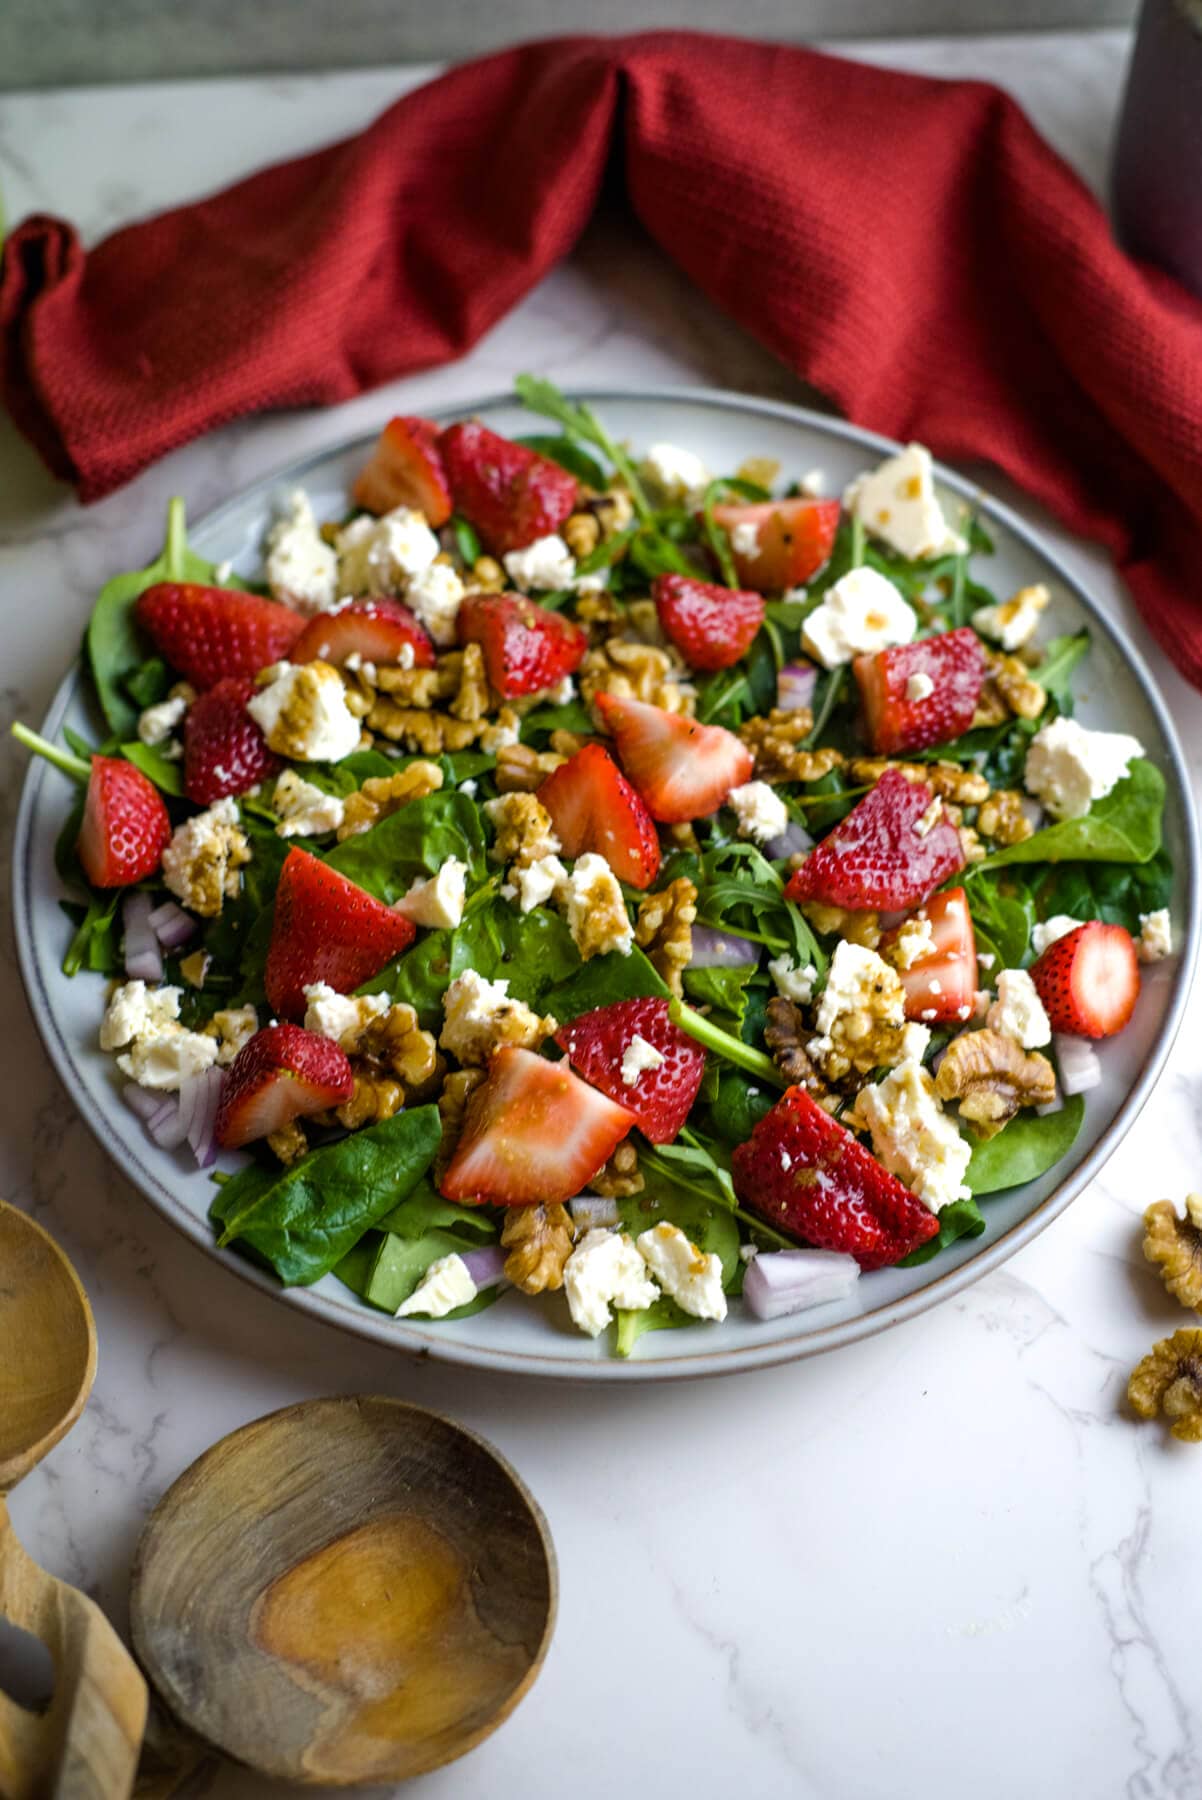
[669,999,787,1088]
[11,722,91,785]
[164,496,188,582]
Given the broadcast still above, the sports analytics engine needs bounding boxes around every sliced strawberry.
[214,1023,354,1149]
[1030,921,1140,1039]
[79,755,171,887]
[439,421,578,555]
[555,997,704,1144]
[183,676,279,805]
[594,692,753,824]
[290,597,436,670]
[264,849,417,1019]
[352,416,452,525]
[440,1046,635,1206]
[879,886,977,1024]
[731,1085,939,1269]
[136,583,305,690]
[537,744,660,889]
[709,498,841,592]
[854,627,985,756]
[785,768,964,911]
[457,592,586,698]
[652,574,765,672]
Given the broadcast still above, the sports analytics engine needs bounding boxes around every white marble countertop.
[3,30,1201,1800]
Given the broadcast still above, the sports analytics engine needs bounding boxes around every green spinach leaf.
[119,741,184,795]
[542,945,670,1022]
[361,1231,499,1318]
[898,1196,987,1266]
[965,1096,1086,1195]
[326,790,487,898]
[977,761,1164,871]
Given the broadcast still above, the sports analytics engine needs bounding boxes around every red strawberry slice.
[214,1023,354,1149]
[439,421,578,555]
[784,767,964,911]
[879,886,977,1024]
[183,676,280,805]
[709,498,841,591]
[136,583,305,690]
[352,416,452,525]
[457,592,586,699]
[1030,921,1140,1039]
[854,627,985,756]
[555,997,704,1144]
[731,1085,939,1269]
[537,744,661,889]
[652,574,765,672]
[440,1046,635,1206]
[594,692,754,824]
[79,755,171,887]
[290,597,436,670]
[264,849,417,1019]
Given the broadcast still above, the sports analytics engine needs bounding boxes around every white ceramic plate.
[13,389,1199,1380]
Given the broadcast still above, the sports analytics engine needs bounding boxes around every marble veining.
[2,29,1200,1800]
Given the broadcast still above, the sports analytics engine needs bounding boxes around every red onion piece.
[1020,796,1044,833]
[147,1094,188,1149]
[777,663,818,712]
[459,1244,509,1291]
[569,1195,621,1231]
[689,925,760,969]
[763,820,813,860]
[148,900,197,950]
[1053,1033,1102,1095]
[1035,1095,1063,1116]
[182,1067,224,1167]
[122,1082,163,1122]
[123,891,163,983]
[743,1248,861,1320]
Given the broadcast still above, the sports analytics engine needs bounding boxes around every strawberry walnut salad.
[14,379,1176,1355]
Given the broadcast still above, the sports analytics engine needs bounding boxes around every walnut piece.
[470,555,506,591]
[977,649,1047,723]
[581,637,695,714]
[366,696,481,752]
[495,742,567,792]
[764,997,827,1097]
[1128,1329,1202,1441]
[801,902,881,949]
[436,1068,486,1178]
[588,487,635,540]
[335,1071,407,1130]
[361,1004,442,1096]
[444,642,491,724]
[374,666,445,706]
[934,1028,1056,1138]
[485,791,562,866]
[266,1121,308,1165]
[337,762,444,840]
[635,878,698,997]
[563,511,601,559]
[847,757,990,806]
[1143,1196,1202,1312]
[741,711,843,784]
[589,1139,644,1197]
[501,1203,576,1294]
[977,788,1033,846]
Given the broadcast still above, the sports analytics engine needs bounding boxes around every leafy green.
[360,1231,499,1318]
[60,892,123,977]
[210,1106,441,1285]
[614,1296,693,1355]
[693,841,824,973]
[705,1068,775,1145]
[451,515,482,568]
[964,874,1035,969]
[898,1197,986,1266]
[965,1096,1086,1195]
[1032,849,1173,938]
[375,1178,497,1242]
[202,815,291,979]
[326,790,487,898]
[683,963,754,1036]
[516,433,609,491]
[121,656,172,712]
[639,1134,738,1213]
[977,761,1164,871]
[611,1183,743,1355]
[119,740,184,795]
[1033,631,1090,712]
[514,374,652,518]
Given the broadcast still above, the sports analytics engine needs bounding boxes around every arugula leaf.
[977,761,1164,871]
[965,1096,1085,1195]
[516,434,609,490]
[120,740,184,795]
[638,1135,738,1213]
[1033,631,1090,712]
[514,374,652,518]
[60,892,123,977]
[326,790,487,898]
[898,1196,986,1266]
[209,1106,441,1285]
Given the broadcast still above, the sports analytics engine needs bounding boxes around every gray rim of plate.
[13,387,1200,1383]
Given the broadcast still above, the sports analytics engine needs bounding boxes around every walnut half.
[1128,1329,1202,1442]
[764,998,827,1099]
[501,1204,576,1295]
[634,878,697,998]
[1143,1197,1202,1312]
[934,1028,1056,1138]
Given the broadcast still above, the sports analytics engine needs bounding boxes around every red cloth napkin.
[5,32,1202,683]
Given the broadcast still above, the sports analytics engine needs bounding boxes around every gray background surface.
[1,0,1137,89]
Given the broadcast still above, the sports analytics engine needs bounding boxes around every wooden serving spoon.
[0,1200,148,1798]
[130,1396,557,1787]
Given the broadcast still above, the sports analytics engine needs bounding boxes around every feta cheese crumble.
[118,1029,220,1092]
[303,982,390,1048]
[620,1034,666,1086]
[265,489,339,613]
[852,1061,972,1214]
[503,534,576,591]
[161,798,250,918]
[768,955,818,1005]
[987,968,1052,1049]
[336,505,440,597]
[100,981,182,1050]
[557,853,633,960]
[137,689,191,754]
[247,661,362,763]
[905,671,935,703]
[1138,908,1172,962]
[512,853,569,913]
[640,442,710,508]
[844,443,967,560]
[730,520,761,559]
[1031,914,1081,956]
[396,1253,477,1319]
[888,916,935,970]
[212,1006,259,1066]
[1023,716,1143,821]
[726,779,789,845]
[404,561,465,647]
[799,468,826,496]
[395,858,468,930]
[439,969,553,1066]
[972,582,1049,652]
[801,566,917,669]
[272,768,346,838]
[636,1222,727,1322]
[564,1229,659,1337]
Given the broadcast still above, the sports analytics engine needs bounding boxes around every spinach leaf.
[683,963,754,1036]
[515,433,608,491]
[119,741,184,795]
[705,1068,775,1145]
[542,945,670,1022]
[964,873,1035,969]
[898,1196,986,1266]
[611,1186,743,1356]
[519,699,596,743]
[375,1178,497,1242]
[60,892,123,977]
[326,790,487,898]
[366,896,582,1023]
[302,748,400,797]
[451,515,481,568]
[121,655,172,712]
[977,761,1164,871]
[614,1296,693,1356]
[210,1106,441,1285]
[361,1231,499,1318]
[1032,849,1174,938]
[965,1096,1086,1195]
[202,815,292,978]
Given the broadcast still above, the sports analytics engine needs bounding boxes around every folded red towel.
[4,33,1202,681]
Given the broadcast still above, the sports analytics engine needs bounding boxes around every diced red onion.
[570,1195,621,1231]
[1053,1032,1102,1095]
[743,1248,861,1320]
[1020,796,1044,833]
[123,891,163,983]
[1035,1093,1063,1116]
[147,1094,189,1149]
[181,1067,224,1168]
[148,900,197,950]
[763,820,813,860]
[460,1244,510,1291]
[777,663,817,712]
[689,925,760,969]
[122,1082,163,1122]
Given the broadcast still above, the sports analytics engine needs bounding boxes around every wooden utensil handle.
[0,1497,148,1800]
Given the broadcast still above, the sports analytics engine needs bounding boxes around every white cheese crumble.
[852,1060,972,1214]
[272,768,346,838]
[814,941,905,1040]
[395,858,468,930]
[620,1034,666,1086]
[265,489,340,614]
[302,982,390,1048]
[403,561,465,647]
[843,443,967,560]
[336,505,440,597]
[987,968,1051,1049]
[557,853,633,959]
[801,566,917,669]
[1023,716,1143,821]
[889,916,936,969]
[636,1222,727,1322]
[1138,908,1172,962]
[799,468,826,496]
[640,442,710,509]
[438,969,551,1066]
[1031,914,1081,957]
[972,582,1049,652]
[730,520,761,559]
[396,1253,477,1319]
[726,779,789,845]
[905,671,935,703]
[161,797,249,918]
[564,1229,660,1337]
[117,1029,220,1092]
[503,534,576,591]
[512,853,569,914]
[100,980,182,1050]
[247,660,362,763]
[768,955,818,1005]
[137,689,191,753]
